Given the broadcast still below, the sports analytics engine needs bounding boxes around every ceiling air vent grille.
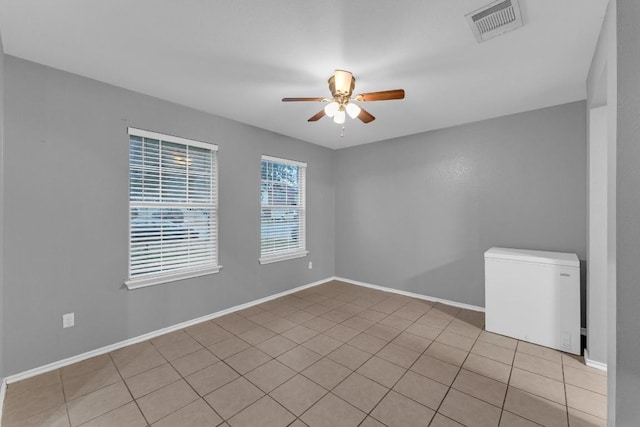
[466,0,523,43]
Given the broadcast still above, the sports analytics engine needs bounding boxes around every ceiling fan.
[282,70,405,124]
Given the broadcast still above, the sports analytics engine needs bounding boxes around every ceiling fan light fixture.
[346,103,361,119]
[333,109,346,124]
[332,70,355,96]
[324,101,339,117]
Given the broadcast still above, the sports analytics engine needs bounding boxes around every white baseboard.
[584,349,608,371]
[4,276,335,385]
[334,276,485,312]
[0,378,6,427]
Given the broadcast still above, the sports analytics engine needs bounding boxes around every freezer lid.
[484,247,579,268]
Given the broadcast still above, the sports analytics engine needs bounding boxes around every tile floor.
[1,281,607,427]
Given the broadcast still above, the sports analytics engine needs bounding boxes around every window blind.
[260,155,307,263]
[127,128,219,287]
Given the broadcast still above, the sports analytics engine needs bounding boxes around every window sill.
[125,265,222,290]
[259,251,309,265]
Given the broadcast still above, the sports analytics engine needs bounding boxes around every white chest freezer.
[485,247,580,355]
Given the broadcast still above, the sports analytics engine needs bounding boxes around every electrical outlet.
[63,312,75,328]
[308,261,312,269]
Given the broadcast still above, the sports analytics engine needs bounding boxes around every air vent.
[466,0,523,43]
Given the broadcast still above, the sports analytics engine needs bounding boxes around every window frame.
[125,127,221,290]
[259,155,308,264]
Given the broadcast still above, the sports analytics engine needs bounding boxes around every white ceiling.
[0,0,608,149]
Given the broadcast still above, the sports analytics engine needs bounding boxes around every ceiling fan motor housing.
[329,70,356,99]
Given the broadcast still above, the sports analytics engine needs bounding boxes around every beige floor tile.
[431,413,465,426]
[564,366,607,395]
[463,353,512,384]
[305,303,333,316]
[277,345,322,372]
[171,348,219,377]
[245,359,296,393]
[562,354,606,377]
[303,316,337,332]
[566,384,607,419]
[125,363,181,399]
[333,373,388,412]
[415,314,451,330]
[371,390,435,427]
[360,416,387,427]
[208,336,251,360]
[337,302,366,316]
[184,321,232,347]
[236,305,266,318]
[60,355,113,380]
[224,347,271,375]
[366,324,402,342]
[510,367,566,404]
[302,334,343,356]
[325,324,360,342]
[499,410,540,426]
[356,309,388,323]
[445,319,482,339]
[80,402,146,427]
[216,315,258,335]
[228,396,295,427]
[379,314,413,331]
[341,316,375,332]
[392,332,433,353]
[513,352,564,381]
[424,341,469,367]
[3,382,65,424]
[517,341,562,364]
[238,326,276,345]
[393,370,448,410]
[151,331,204,361]
[301,393,366,427]
[436,331,476,352]
[349,332,388,354]
[67,381,132,426]
[282,325,320,344]
[377,342,420,368]
[568,407,606,427]
[322,309,352,323]
[472,340,515,365]
[411,354,460,386]
[5,404,69,427]
[452,369,507,407]
[456,309,485,329]
[285,309,317,324]
[247,310,279,325]
[110,341,167,379]
[478,331,518,350]
[303,357,351,390]
[205,377,264,420]
[504,387,568,427]
[256,335,298,358]
[152,398,222,426]
[439,388,501,427]
[406,323,443,340]
[270,374,327,416]
[136,379,198,424]
[327,344,372,370]
[357,356,406,388]
[6,370,61,397]
[62,362,122,401]
[186,361,239,396]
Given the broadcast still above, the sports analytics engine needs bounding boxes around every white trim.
[334,276,486,312]
[128,127,218,150]
[4,277,334,385]
[261,154,306,167]
[0,378,6,427]
[125,266,222,290]
[259,251,309,265]
[584,349,608,371]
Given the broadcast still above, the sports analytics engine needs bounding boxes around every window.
[126,128,220,289]
[260,155,308,264]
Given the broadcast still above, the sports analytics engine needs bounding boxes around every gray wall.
[0,31,5,379]
[616,0,640,424]
[2,56,335,376]
[335,102,587,308]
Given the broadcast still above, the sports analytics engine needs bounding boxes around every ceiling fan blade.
[356,89,405,102]
[282,97,326,102]
[307,109,326,122]
[357,107,375,123]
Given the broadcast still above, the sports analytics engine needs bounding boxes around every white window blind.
[126,128,220,288]
[260,155,308,264]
